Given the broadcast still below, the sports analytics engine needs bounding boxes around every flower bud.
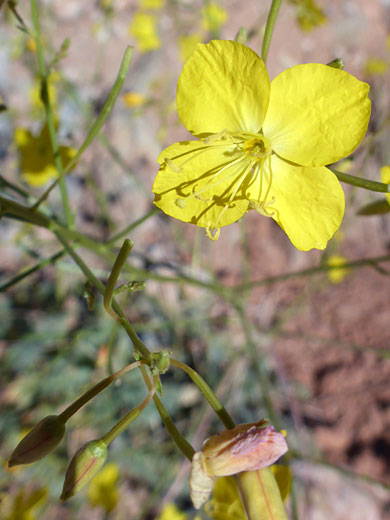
[202,420,288,476]
[61,439,108,501]
[9,415,65,467]
[189,420,288,509]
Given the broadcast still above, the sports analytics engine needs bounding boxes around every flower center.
[242,136,271,161]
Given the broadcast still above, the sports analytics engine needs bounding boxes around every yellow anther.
[205,224,220,241]
[175,198,186,208]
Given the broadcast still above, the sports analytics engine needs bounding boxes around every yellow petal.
[248,156,345,251]
[263,63,371,166]
[153,140,250,231]
[177,40,270,136]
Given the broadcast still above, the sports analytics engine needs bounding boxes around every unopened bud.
[327,58,344,70]
[9,415,65,467]
[61,439,108,501]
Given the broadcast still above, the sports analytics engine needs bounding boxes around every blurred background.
[0,0,389,518]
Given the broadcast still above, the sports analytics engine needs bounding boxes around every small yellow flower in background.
[327,254,350,284]
[152,40,371,250]
[288,0,326,32]
[3,487,47,520]
[380,165,390,205]
[15,123,76,187]
[87,462,120,513]
[157,503,188,520]
[201,2,228,34]
[25,38,37,53]
[140,0,165,9]
[29,72,60,111]
[189,419,288,509]
[364,58,388,76]
[122,91,148,108]
[179,33,203,62]
[129,12,161,53]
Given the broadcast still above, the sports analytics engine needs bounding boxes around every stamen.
[206,224,220,241]
[184,155,248,203]
[203,129,229,144]
[164,158,182,173]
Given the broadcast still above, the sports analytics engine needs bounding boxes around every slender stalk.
[261,0,283,64]
[32,46,134,210]
[331,169,390,193]
[0,250,65,292]
[170,358,235,429]
[103,239,134,320]
[107,207,159,245]
[53,230,196,459]
[102,374,158,445]
[140,365,195,460]
[58,361,142,423]
[30,0,73,226]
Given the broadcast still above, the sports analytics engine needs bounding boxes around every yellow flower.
[129,12,161,52]
[179,34,203,62]
[327,254,350,284]
[29,72,60,111]
[3,488,47,520]
[87,462,120,512]
[122,91,147,107]
[152,40,371,250]
[157,503,188,520]
[380,165,390,205]
[15,124,76,187]
[140,0,165,9]
[201,2,228,34]
[289,0,326,32]
[189,420,287,509]
[364,58,388,76]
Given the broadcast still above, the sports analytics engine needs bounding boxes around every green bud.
[235,27,248,44]
[9,415,65,467]
[61,439,108,501]
[327,58,344,70]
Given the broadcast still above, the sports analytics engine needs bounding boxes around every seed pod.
[9,415,65,467]
[60,439,108,501]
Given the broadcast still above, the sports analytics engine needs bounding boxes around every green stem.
[53,229,195,458]
[32,46,134,210]
[261,0,283,63]
[54,229,150,359]
[140,365,195,460]
[58,361,142,423]
[103,239,134,320]
[0,249,65,292]
[234,303,278,426]
[102,374,158,445]
[107,208,159,245]
[331,169,390,193]
[30,0,73,226]
[170,358,235,429]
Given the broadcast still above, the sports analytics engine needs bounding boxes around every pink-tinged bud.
[189,420,288,509]
[8,415,65,467]
[202,420,287,476]
[60,439,108,501]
